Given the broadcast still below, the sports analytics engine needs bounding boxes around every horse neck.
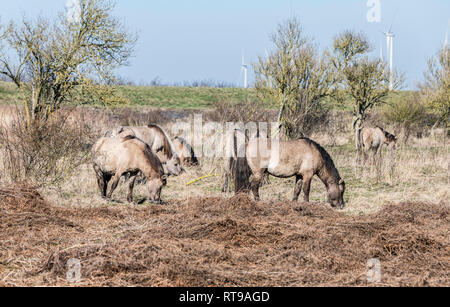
[317,162,340,189]
[152,125,178,161]
[139,161,154,178]
[376,127,387,142]
[139,149,160,179]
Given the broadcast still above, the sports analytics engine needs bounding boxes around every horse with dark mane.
[173,136,199,167]
[356,126,397,165]
[92,135,167,203]
[105,125,183,176]
[234,137,346,209]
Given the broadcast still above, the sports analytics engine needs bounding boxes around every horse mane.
[105,127,124,138]
[301,138,341,181]
[143,143,164,175]
[376,126,397,142]
[121,135,137,142]
[376,126,387,135]
[148,124,177,159]
[175,136,199,165]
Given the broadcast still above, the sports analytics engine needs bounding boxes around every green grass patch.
[0,81,415,110]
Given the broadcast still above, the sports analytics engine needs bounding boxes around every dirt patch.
[0,186,448,287]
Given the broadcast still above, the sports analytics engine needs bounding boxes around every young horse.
[235,137,346,209]
[356,126,397,165]
[92,135,167,203]
[105,125,183,176]
[173,136,199,167]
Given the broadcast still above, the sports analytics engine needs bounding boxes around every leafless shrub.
[382,94,435,143]
[208,100,277,124]
[111,108,186,127]
[0,110,92,188]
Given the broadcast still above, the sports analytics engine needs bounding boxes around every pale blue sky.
[1,0,449,89]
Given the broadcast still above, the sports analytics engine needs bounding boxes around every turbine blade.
[389,9,398,32]
[445,20,449,50]
[380,40,383,62]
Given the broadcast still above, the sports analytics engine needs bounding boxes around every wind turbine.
[379,40,384,62]
[241,52,248,89]
[444,20,449,55]
[265,49,274,88]
[383,17,396,90]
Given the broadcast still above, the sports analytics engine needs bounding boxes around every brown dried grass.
[0,186,448,287]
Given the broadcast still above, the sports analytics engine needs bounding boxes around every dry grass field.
[0,105,448,287]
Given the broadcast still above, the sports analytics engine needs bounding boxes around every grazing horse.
[235,137,346,209]
[173,136,199,167]
[356,126,397,165]
[92,135,167,203]
[105,125,183,176]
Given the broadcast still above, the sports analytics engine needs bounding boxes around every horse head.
[146,175,167,204]
[166,155,184,176]
[383,130,398,150]
[327,179,346,210]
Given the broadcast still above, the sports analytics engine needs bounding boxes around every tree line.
[0,2,448,137]
[254,18,448,140]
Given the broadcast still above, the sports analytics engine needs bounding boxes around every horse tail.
[233,131,251,194]
[190,146,199,166]
[234,156,251,194]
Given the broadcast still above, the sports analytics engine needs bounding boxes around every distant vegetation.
[0,81,415,112]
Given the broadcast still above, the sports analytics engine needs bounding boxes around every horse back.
[247,138,323,177]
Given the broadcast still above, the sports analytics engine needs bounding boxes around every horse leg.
[251,171,264,201]
[94,165,106,198]
[371,147,378,167]
[103,174,112,198]
[222,170,231,193]
[127,175,137,203]
[222,158,233,193]
[222,175,229,193]
[293,175,304,202]
[302,174,313,203]
[363,148,368,164]
[356,143,362,165]
[378,146,383,169]
[106,173,122,200]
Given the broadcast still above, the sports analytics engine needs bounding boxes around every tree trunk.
[353,113,363,153]
[276,94,287,139]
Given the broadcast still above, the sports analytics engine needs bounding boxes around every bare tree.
[254,17,335,139]
[419,47,449,128]
[332,31,402,133]
[0,0,136,127]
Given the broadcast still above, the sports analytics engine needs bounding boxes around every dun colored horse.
[105,125,183,176]
[92,135,167,203]
[235,137,346,209]
[173,136,199,167]
[356,126,397,165]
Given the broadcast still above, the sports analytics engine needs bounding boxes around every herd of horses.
[91,124,397,209]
